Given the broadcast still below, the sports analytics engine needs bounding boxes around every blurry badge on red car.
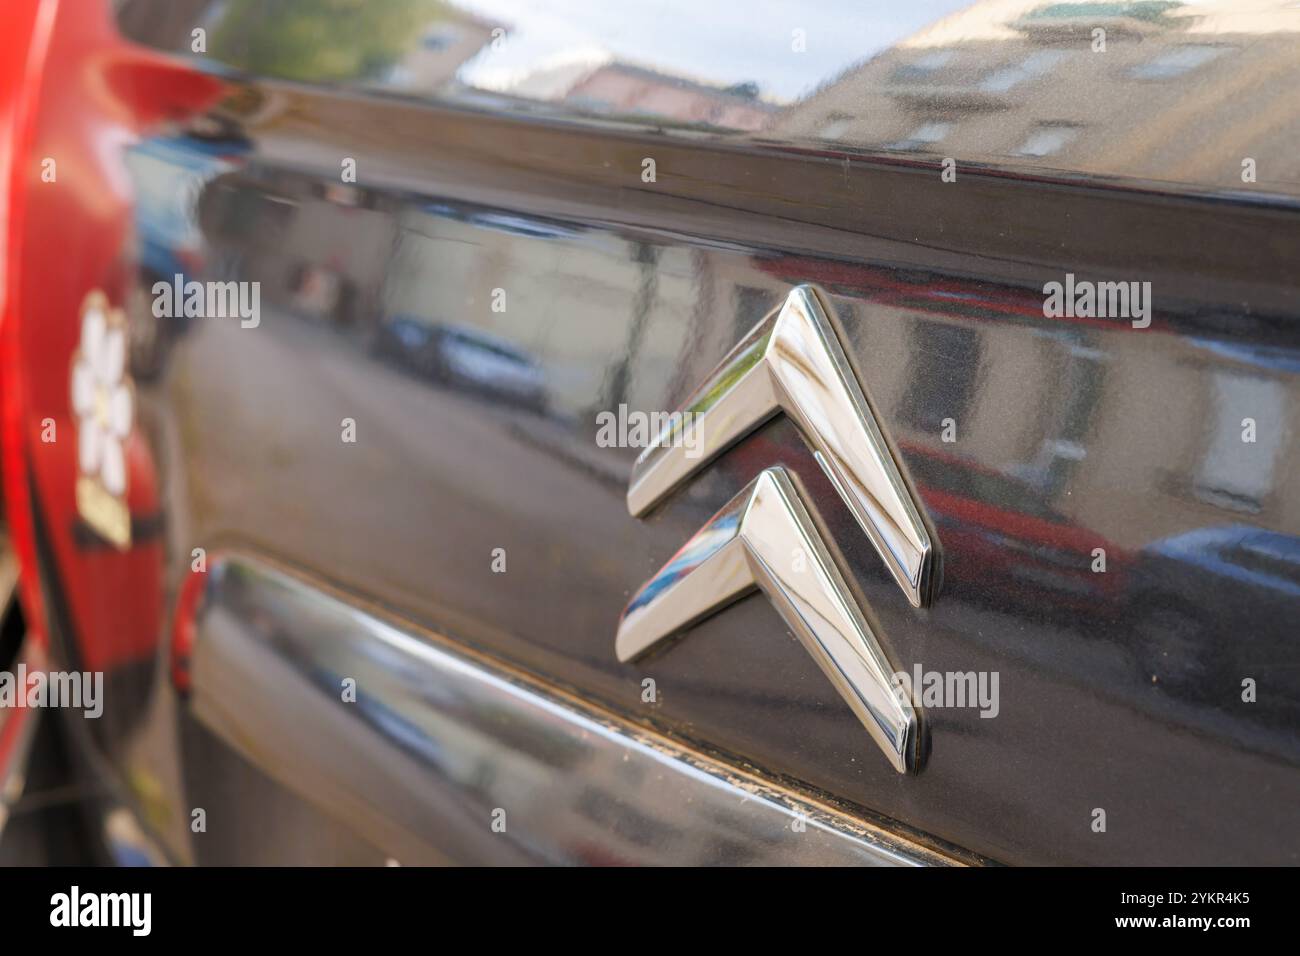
[70,289,134,548]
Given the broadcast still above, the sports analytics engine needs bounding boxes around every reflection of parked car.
[371,317,548,413]
[1129,526,1300,702]
[439,325,547,413]
[370,314,444,377]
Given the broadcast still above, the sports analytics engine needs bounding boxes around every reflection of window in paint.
[886,120,953,151]
[1195,373,1284,513]
[979,50,1069,93]
[899,320,981,433]
[1131,45,1229,80]
[890,49,955,83]
[1015,124,1081,157]
[1014,335,1105,496]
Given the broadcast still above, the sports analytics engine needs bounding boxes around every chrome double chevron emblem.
[617,286,934,773]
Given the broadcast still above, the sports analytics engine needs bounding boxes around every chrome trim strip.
[0,694,39,841]
[0,547,42,840]
[189,555,955,865]
[627,285,933,607]
[617,468,917,773]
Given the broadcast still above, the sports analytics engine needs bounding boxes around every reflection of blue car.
[123,132,247,377]
[1147,525,1300,597]
[372,317,548,413]
[466,211,579,241]
[1129,525,1300,703]
[371,315,444,377]
[128,131,249,281]
[416,202,580,241]
[439,325,547,411]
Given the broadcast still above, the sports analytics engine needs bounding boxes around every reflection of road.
[175,308,658,670]
[171,310,1300,865]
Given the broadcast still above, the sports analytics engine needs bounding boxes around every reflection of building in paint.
[378,192,1300,550]
[200,165,399,329]
[383,198,1299,549]
[505,53,776,131]
[199,151,1300,551]
[1196,373,1285,512]
[776,0,1300,193]
[740,256,1300,552]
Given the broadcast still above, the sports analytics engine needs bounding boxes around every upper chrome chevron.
[626,286,933,607]
[617,467,917,773]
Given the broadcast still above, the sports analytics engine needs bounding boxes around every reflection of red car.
[1,2,221,761]
[899,439,1129,613]
[710,421,1128,614]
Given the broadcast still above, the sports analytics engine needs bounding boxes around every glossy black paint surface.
[102,1,1300,864]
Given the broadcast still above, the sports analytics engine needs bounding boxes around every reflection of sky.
[455,0,972,102]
